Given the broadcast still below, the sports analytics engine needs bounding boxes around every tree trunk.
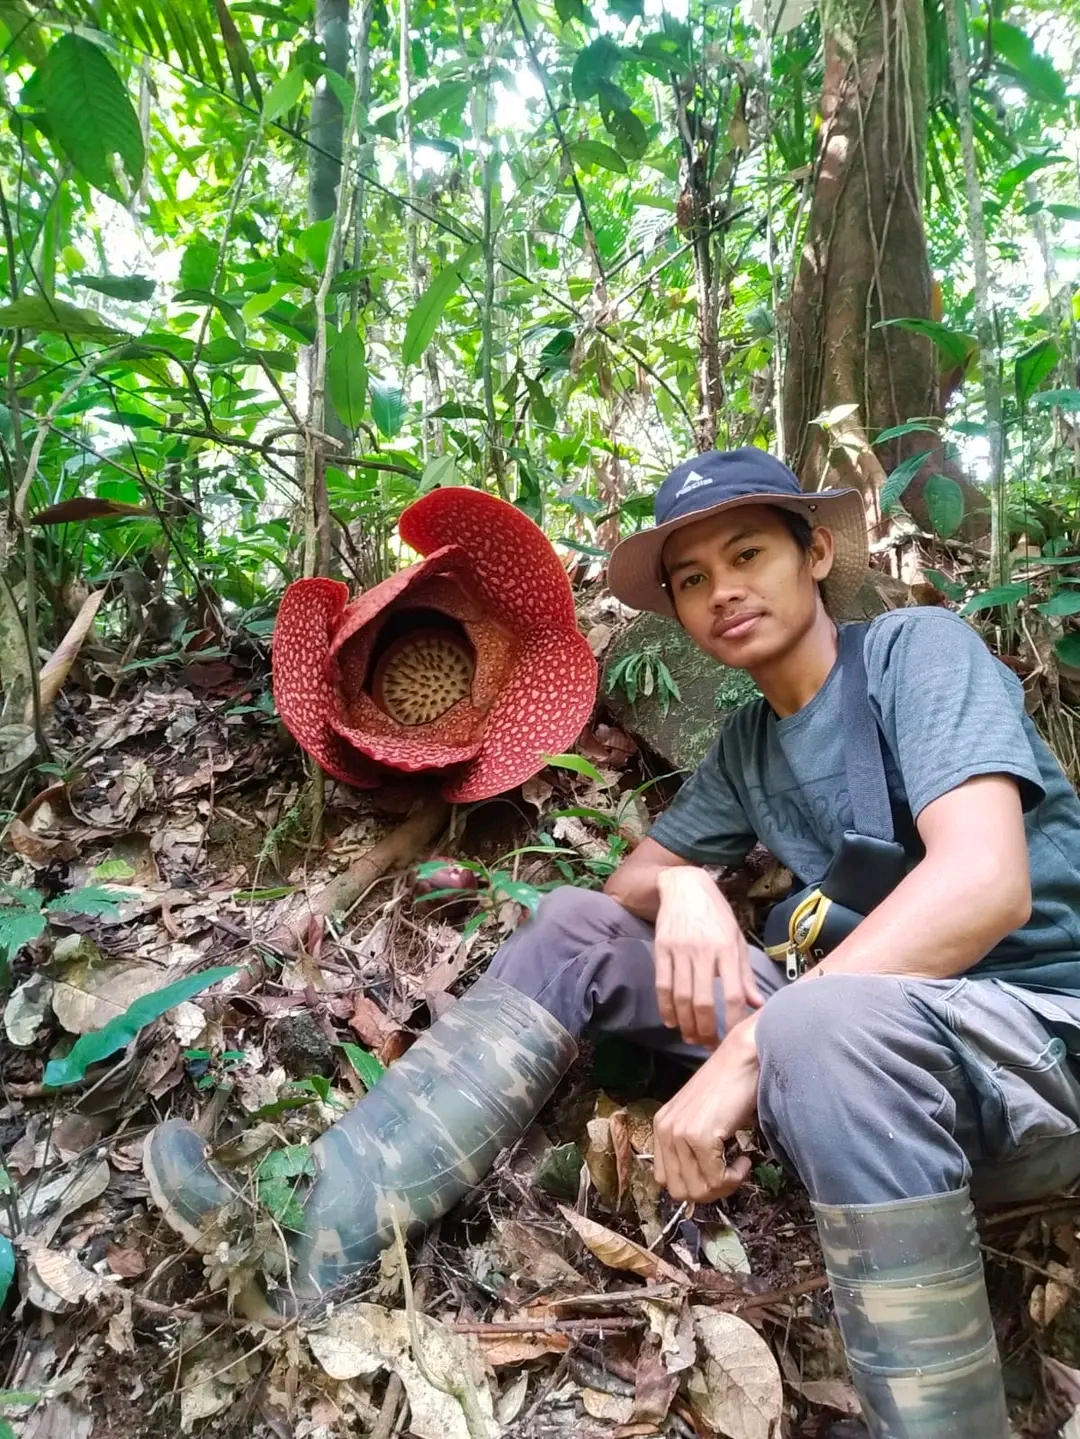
[782,0,984,539]
[302,0,350,576]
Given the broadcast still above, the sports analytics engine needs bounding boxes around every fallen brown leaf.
[476,1332,569,1366]
[106,1244,146,1278]
[558,1206,686,1286]
[631,1332,678,1426]
[610,1109,633,1206]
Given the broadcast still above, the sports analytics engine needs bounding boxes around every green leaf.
[922,568,966,602]
[875,317,975,371]
[555,0,589,20]
[880,449,929,516]
[262,67,306,121]
[604,105,648,160]
[568,140,627,174]
[609,0,644,17]
[1055,633,1080,669]
[45,885,129,918]
[91,859,136,881]
[0,295,122,340]
[541,752,610,785]
[43,966,239,1088]
[419,454,460,491]
[973,18,1066,105]
[1038,592,1080,617]
[71,274,155,302]
[1049,204,1080,221]
[402,245,479,369]
[340,1042,386,1089]
[327,325,367,429]
[411,79,470,123]
[1015,338,1060,406]
[179,239,219,293]
[873,421,940,444]
[0,1237,13,1309]
[571,37,622,101]
[0,910,45,962]
[924,473,965,539]
[961,584,1030,614]
[39,34,145,197]
[1032,389,1080,411]
[369,375,407,438]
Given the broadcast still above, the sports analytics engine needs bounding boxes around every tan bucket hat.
[607,447,868,618]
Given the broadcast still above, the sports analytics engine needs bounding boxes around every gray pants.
[489,887,1080,1206]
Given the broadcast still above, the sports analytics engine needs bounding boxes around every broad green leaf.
[262,67,306,122]
[996,154,1067,201]
[556,0,590,21]
[43,966,239,1088]
[569,140,627,174]
[924,473,965,539]
[340,1042,386,1090]
[297,217,334,272]
[1032,389,1080,411]
[327,325,367,429]
[39,34,145,197]
[0,1237,13,1308]
[1055,634,1080,669]
[0,295,122,340]
[571,37,622,101]
[1049,204,1080,221]
[45,885,130,917]
[402,245,479,369]
[241,283,291,324]
[369,376,407,438]
[71,274,155,302]
[1015,338,1060,406]
[880,449,930,515]
[179,239,219,293]
[875,317,975,371]
[1039,592,1080,617]
[962,584,1030,614]
[419,454,459,491]
[411,79,470,124]
[604,105,648,160]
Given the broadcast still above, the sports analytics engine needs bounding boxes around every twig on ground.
[370,1373,405,1439]
[391,1209,490,1439]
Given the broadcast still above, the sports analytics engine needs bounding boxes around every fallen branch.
[291,794,451,926]
[450,1317,642,1336]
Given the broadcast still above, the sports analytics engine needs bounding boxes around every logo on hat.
[675,470,712,498]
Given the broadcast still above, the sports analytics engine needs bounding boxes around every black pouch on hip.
[762,624,910,978]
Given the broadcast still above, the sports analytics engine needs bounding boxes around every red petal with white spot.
[327,545,468,661]
[441,628,598,802]
[272,578,383,788]
[399,489,578,633]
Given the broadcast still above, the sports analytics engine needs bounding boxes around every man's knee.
[531,885,643,943]
[755,976,906,1106]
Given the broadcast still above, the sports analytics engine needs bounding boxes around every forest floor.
[0,639,1078,1439]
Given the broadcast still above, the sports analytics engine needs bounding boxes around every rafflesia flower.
[272,488,599,802]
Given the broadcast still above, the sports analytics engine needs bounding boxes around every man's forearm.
[811,851,1030,981]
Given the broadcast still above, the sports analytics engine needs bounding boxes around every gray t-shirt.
[649,607,1080,994]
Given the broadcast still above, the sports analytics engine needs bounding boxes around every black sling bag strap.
[762,623,910,978]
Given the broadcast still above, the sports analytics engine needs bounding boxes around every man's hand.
[654,867,764,1046]
[653,1017,760,1203]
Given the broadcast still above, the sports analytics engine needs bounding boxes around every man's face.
[661,504,835,669]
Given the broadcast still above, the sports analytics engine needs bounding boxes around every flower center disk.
[372,628,475,726]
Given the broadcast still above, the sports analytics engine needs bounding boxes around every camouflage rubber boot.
[144,975,576,1315]
[813,1187,1010,1439]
